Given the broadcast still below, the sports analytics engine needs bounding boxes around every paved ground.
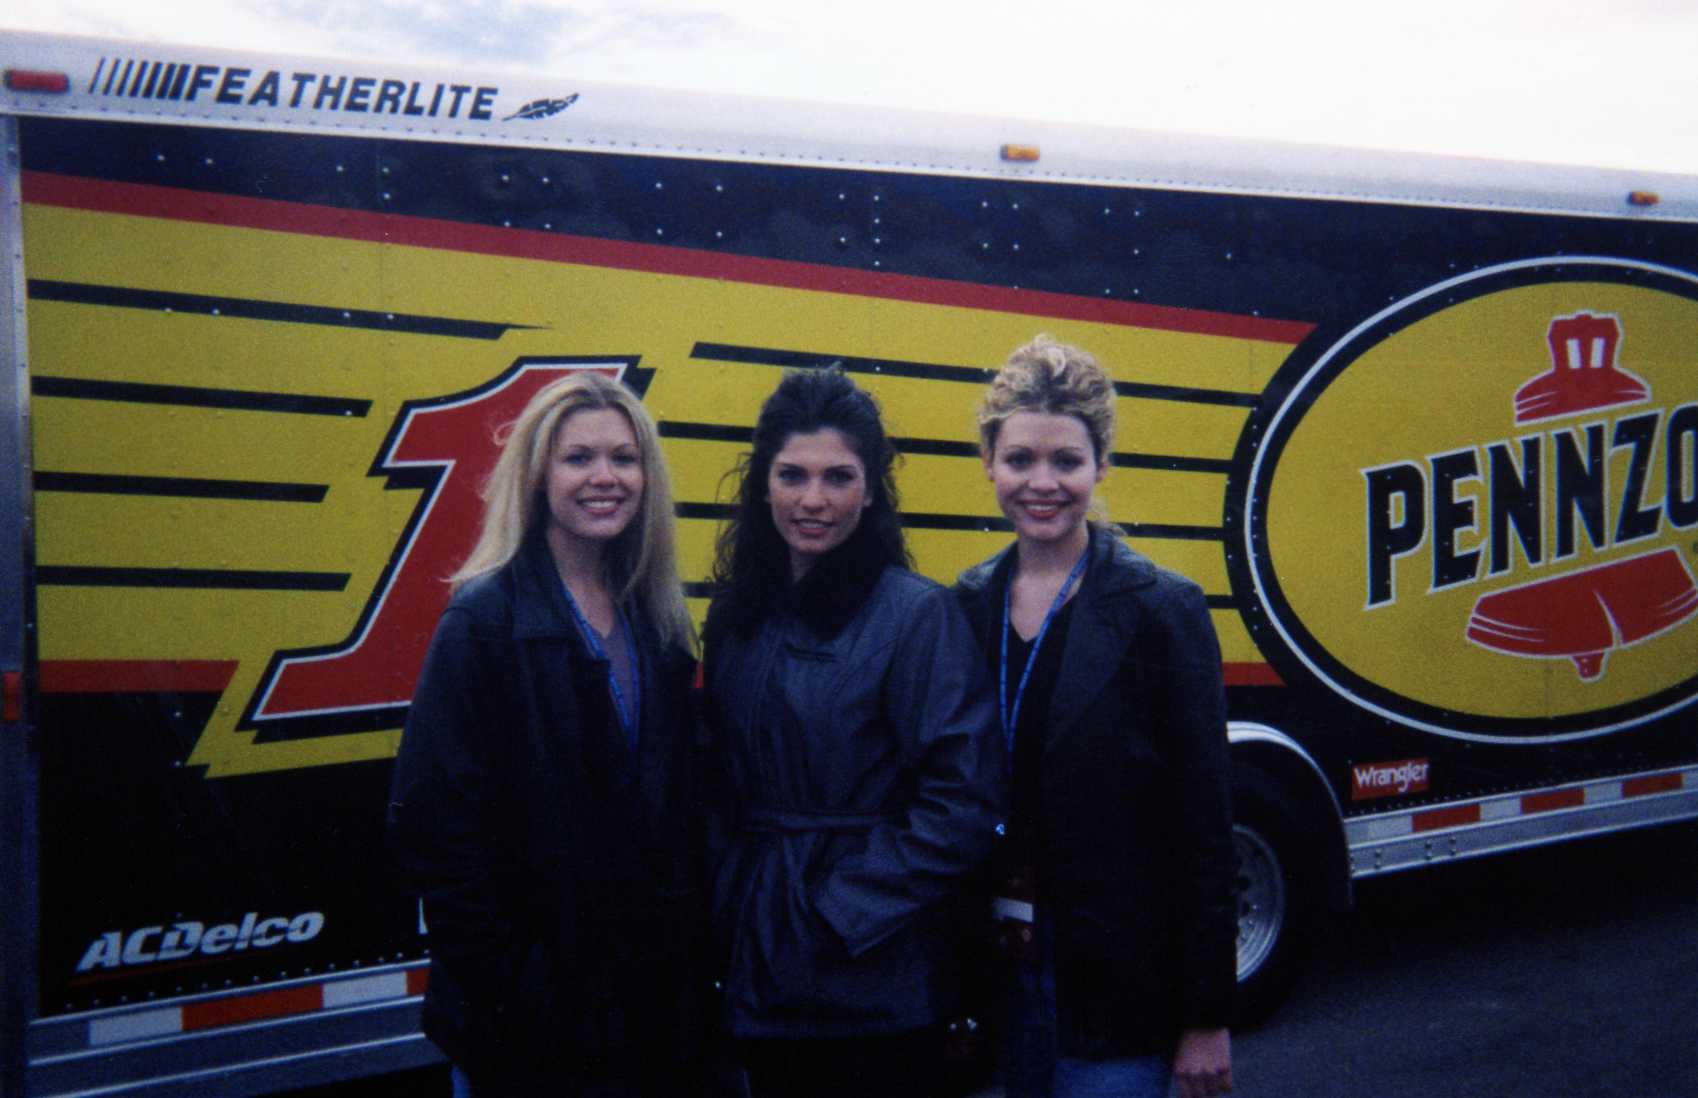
[287,821,1698,1097]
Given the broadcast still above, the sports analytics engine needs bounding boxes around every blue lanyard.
[560,582,642,745]
[999,549,1088,755]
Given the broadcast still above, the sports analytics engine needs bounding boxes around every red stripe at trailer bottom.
[1412,803,1483,833]
[181,985,322,1031]
[1521,788,1586,814]
[1623,772,1685,797]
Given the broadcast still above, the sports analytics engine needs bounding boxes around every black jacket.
[954,525,1236,1057]
[705,547,1006,1039]
[387,531,703,1095]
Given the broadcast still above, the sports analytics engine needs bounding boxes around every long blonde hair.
[452,372,694,652]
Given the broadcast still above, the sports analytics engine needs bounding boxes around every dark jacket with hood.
[954,524,1236,1058]
[703,528,1006,1039]
[387,530,704,1095]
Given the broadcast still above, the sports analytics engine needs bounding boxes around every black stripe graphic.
[681,580,1234,605]
[692,342,994,385]
[675,502,1222,541]
[675,502,736,521]
[658,421,753,443]
[661,420,1230,473]
[32,376,372,418]
[892,437,978,458]
[1122,523,1226,541]
[35,471,329,503]
[28,280,530,341]
[38,566,350,591]
[1115,382,1258,408]
[1111,453,1234,474]
[690,342,1259,407]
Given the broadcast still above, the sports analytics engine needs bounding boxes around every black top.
[955,525,1236,1057]
[994,595,1074,882]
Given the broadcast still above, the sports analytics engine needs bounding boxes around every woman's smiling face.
[985,410,1104,546]
[544,406,644,553]
[767,428,871,580]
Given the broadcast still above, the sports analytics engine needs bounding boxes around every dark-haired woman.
[702,368,1005,1098]
[955,337,1236,1098]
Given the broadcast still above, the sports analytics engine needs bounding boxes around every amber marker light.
[1627,191,1661,207]
[1000,144,1041,162]
[4,69,72,94]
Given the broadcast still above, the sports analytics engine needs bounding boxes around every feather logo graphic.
[503,94,580,121]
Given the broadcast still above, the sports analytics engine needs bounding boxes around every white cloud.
[7,0,1697,172]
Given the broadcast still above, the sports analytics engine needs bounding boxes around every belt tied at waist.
[742,806,896,833]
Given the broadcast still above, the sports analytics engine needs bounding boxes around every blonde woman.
[388,372,703,1097]
[954,337,1236,1098]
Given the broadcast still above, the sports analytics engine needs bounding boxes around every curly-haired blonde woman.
[955,337,1236,1098]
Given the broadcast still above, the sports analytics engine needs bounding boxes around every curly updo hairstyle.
[977,334,1116,464]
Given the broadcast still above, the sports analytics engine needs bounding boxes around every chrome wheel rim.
[1235,823,1286,979]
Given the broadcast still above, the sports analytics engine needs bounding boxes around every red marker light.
[4,69,72,94]
[2,670,20,723]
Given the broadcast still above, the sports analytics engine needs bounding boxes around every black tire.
[1231,771,1320,1027]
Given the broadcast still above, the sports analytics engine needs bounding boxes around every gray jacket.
[706,563,1006,1038]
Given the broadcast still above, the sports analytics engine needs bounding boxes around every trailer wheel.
[1231,776,1318,1026]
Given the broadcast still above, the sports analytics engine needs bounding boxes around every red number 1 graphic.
[249,359,630,725]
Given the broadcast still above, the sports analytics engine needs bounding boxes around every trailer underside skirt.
[1346,765,1698,877]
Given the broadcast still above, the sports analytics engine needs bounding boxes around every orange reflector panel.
[4,69,72,94]
[1000,144,1041,163]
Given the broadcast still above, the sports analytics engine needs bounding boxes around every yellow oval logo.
[1246,259,1698,741]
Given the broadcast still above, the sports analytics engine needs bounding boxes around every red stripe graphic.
[1223,662,1283,687]
[22,171,1314,345]
[1412,803,1482,832]
[1623,772,1683,797]
[1521,788,1586,814]
[182,985,321,1031]
[40,660,238,694]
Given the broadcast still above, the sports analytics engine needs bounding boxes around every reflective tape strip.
[1624,772,1684,797]
[89,1007,182,1046]
[1412,803,1480,832]
[183,985,320,1030]
[82,965,430,1048]
[1347,766,1695,846]
[322,971,410,1009]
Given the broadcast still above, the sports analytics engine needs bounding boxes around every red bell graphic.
[1513,313,1651,424]
[1466,547,1698,680]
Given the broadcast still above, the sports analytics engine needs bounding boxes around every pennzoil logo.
[1247,259,1698,742]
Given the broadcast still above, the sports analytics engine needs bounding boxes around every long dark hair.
[707,367,907,640]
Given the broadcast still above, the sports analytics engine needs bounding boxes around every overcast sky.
[10,0,1698,175]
